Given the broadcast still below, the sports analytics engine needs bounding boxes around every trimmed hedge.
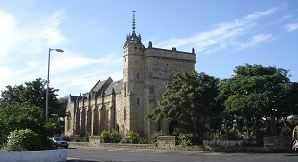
[121,131,142,144]
[99,130,122,143]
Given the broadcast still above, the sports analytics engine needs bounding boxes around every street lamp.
[46,48,64,122]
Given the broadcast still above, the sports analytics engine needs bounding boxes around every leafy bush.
[177,133,193,146]
[211,130,224,140]
[121,131,142,144]
[99,130,122,143]
[149,131,164,144]
[73,135,89,142]
[224,129,242,140]
[211,129,242,140]
[6,129,40,151]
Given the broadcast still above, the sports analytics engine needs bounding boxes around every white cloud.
[51,66,123,96]
[285,22,298,32]
[238,34,273,49]
[0,9,68,92]
[156,7,279,54]
[0,10,17,59]
[0,9,123,96]
[51,52,121,74]
[0,10,66,61]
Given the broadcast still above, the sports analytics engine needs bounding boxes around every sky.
[0,0,298,97]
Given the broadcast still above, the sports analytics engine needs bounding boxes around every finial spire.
[132,11,136,35]
[124,10,143,47]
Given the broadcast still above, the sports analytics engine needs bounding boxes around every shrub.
[149,131,164,144]
[177,133,193,146]
[73,135,89,142]
[211,129,243,140]
[99,130,122,143]
[6,129,40,151]
[211,130,224,140]
[121,131,142,144]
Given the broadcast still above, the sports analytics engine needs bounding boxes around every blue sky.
[0,0,298,97]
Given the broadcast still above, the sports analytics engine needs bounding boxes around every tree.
[0,102,43,139]
[0,78,63,120]
[0,119,7,146]
[0,79,67,143]
[43,118,62,138]
[147,72,222,142]
[218,64,297,141]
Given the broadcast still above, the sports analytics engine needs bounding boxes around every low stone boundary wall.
[157,136,176,150]
[202,140,245,146]
[89,136,156,149]
[263,136,292,151]
[82,136,293,152]
[92,143,157,149]
[89,136,100,147]
[0,149,67,162]
[175,145,205,151]
[69,142,89,147]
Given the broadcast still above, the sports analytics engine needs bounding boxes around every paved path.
[67,146,298,162]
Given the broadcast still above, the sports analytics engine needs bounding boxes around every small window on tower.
[124,108,126,121]
[124,83,127,97]
[137,73,139,79]
[137,97,140,106]
[124,57,126,62]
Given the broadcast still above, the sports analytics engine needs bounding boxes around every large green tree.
[147,72,223,142]
[0,102,43,136]
[0,78,67,143]
[0,78,64,120]
[218,64,298,140]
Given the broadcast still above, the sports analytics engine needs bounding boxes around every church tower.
[122,11,145,135]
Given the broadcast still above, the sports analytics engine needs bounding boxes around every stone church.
[64,13,196,138]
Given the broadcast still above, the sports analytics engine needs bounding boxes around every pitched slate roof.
[89,77,113,93]
[105,79,123,95]
[88,77,122,96]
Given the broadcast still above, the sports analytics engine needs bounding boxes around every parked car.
[49,137,69,148]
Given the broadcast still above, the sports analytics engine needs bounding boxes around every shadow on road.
[67,147,78,150]
[284,154,298,156]
[67,160,101,162]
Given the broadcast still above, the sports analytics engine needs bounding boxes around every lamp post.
[46,48,64,122]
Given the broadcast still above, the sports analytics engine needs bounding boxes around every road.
[67,146,298,162]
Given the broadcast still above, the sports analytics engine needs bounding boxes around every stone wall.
[75,136,292,152]
[263,136,292,151]
[89,136,156,149]
[115,93,126,134]
[202,140,245,146]
[144,48,195,80]
[156,136,176,150]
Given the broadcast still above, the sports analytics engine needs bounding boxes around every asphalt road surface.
[67,146,298,162]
